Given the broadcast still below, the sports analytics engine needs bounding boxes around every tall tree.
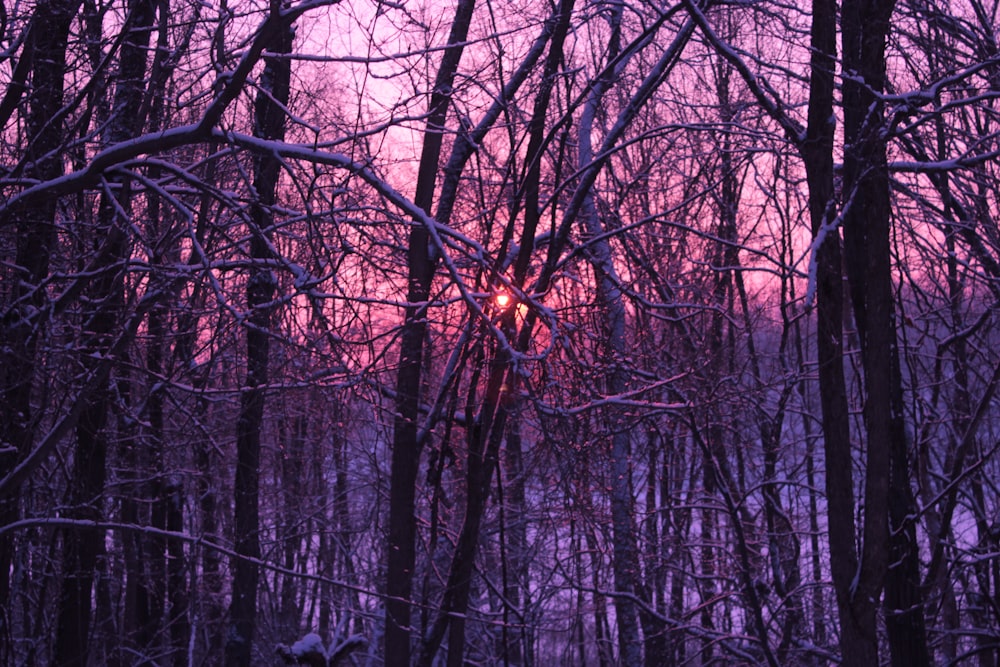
[841,0,931,661]
[0,0,81,631]
[414,4,575,663]
[51,0,156,662]
[224,2,294,664]
[383,0,477,659]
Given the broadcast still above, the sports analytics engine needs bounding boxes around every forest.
[1,0,1000,664]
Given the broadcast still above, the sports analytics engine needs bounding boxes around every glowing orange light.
[495,293,512,308]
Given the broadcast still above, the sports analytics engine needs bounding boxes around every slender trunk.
[384,3,477,661]
[585,520,614,667]
[971,471,999,667]
[224,6,293,665]
[574,2,647,660]
[501,414,528,666]
[165,476,189,666]
[146,157,190,667]
[55,0,155,662]
[416,330,511,666]
[196,424,225,661]
[640,434,667,666]
[172,203,222,661]
[144,6,189,659]
[430,3,576,662]
[117,4,162,662]
[793,320,827,649]
[279,415,308,635]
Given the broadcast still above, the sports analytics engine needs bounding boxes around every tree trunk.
[54,0,155,661]
[500,413,529,666]
[841,0,931,663]
[802,0,879,662]
[416,4,575,662]
[0,0,80,630]
[384,2,477,662]
[224,6,293,665]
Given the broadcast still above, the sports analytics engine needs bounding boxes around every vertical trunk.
[331,401,364,636]
[171,142,225,667]
[584,520,614,667]
[0,0,80,625]
[841,0,931,663]
[699,457,718,659]
[165,476,189,666]
[711,57,783,664]
[794,328,828,649]
[935,182,1000,667]
[143,5,188,660]
[736,255,803,658]
[318,408,337,640]
[55,0,155,662]
[146,155,190,667]
[501,414,528,666]
[415,333,511,666]
[279,415,307,635]
[575,2,644,661]
[172,221,223,662]
[418,3,576,662]
[55,404,110,667]
[661,428,690,666]
[696,62,741,663]
[668,538,688,664]
[224,6,293,665]
[802,0,878,662]
[318,479,333,640]
[196,427,225,662]
[384,2,476,661]
[571,520,587,665]
[971,471,999,667]
[640,434,667,666]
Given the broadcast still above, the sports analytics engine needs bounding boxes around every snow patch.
[291,633,326,659]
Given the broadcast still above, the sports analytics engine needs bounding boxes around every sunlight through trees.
[2,0,1000,664]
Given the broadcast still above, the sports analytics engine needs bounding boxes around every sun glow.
[494,293,512,308]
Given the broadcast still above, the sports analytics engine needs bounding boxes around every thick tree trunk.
[0,0,80,630]
[841,0,931,663]
[802,0,880,662]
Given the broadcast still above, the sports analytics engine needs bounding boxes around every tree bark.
[802,0,880,662]
[54,0,155,662]
[841,0,931,663]
[383,1,477,662]
[224,4,293,665]
[0,0,80,628]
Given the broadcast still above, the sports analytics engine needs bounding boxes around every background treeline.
[2,0,1000,665]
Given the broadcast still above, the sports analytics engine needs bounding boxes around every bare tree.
[225,2,295,665]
